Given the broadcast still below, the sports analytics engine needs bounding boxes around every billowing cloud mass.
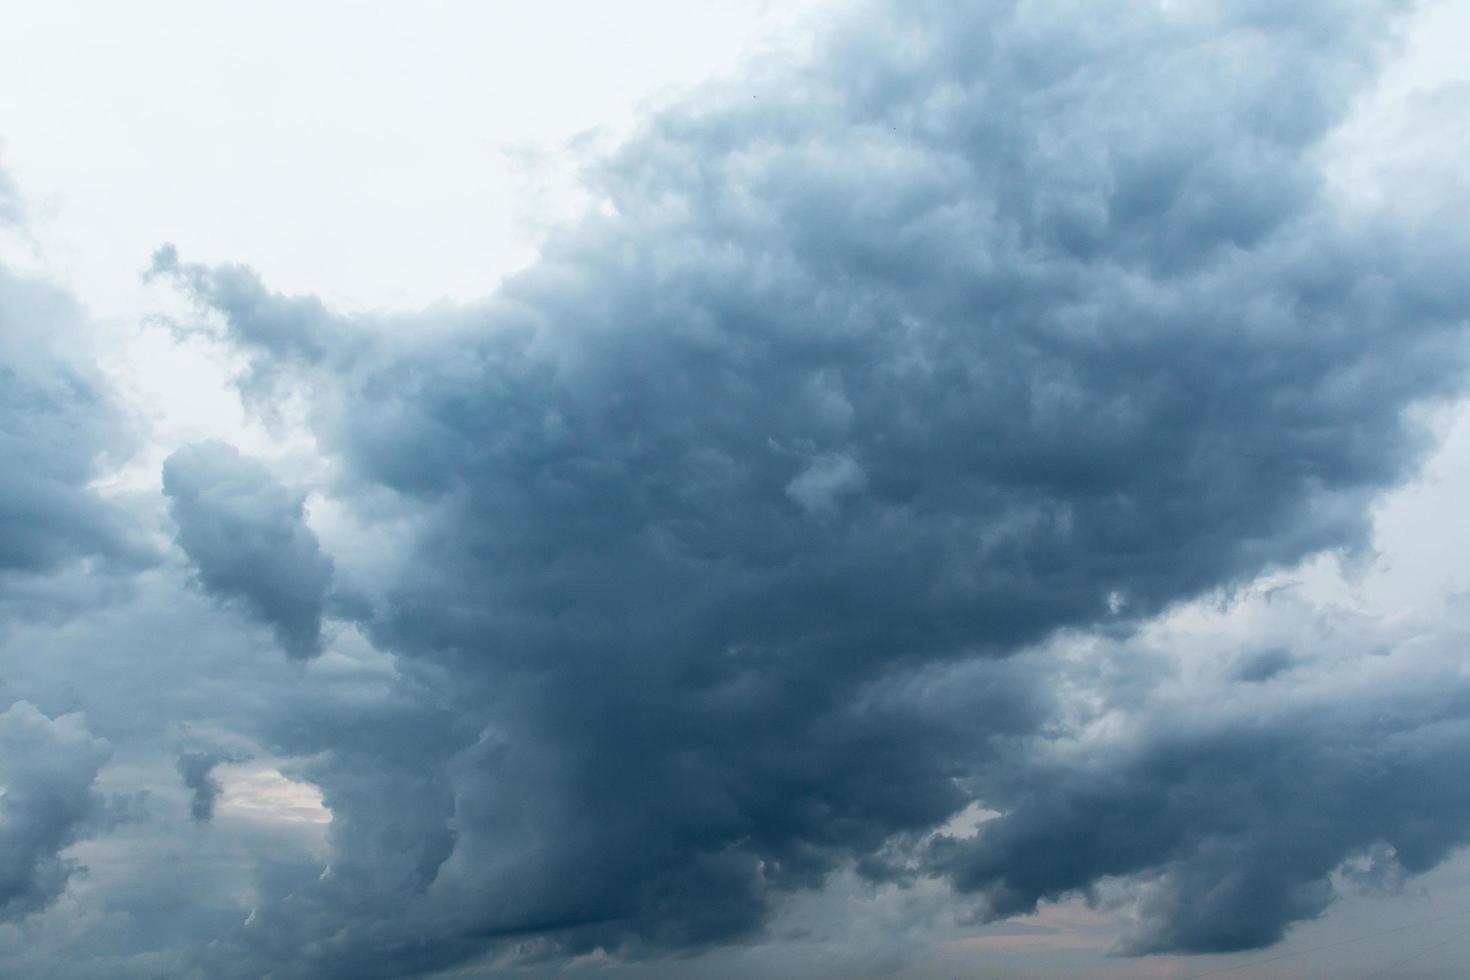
[5,0,1470,977]
[934,656,1470,953]
[0,702,110,921]
[162,442,333,659]
[0,269,142,605]
[142,0,1470,975]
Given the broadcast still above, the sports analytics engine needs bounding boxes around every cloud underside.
[6,0,1470,977]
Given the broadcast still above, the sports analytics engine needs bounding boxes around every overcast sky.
[4,2,1470,978]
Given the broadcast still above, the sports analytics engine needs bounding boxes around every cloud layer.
[4,1,1470,977]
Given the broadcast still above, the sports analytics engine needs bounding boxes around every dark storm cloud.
[162,442,334,659]
[151,0,1470,974]
[933,651,1470,955]
[0,701,110,921]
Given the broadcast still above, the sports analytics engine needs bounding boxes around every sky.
[3,1,1470,978]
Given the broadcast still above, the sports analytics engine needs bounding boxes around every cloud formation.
[0,268,142,603]
[0,1,1466,977]
[162,442,334,659]
[934,648,1470,953]
[0,701,110,922]
[143,1,1470,975]
[175,749,242,823]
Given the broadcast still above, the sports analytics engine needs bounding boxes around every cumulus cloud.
[116,0,1470,974]
[0,267,144,605]
[162,442,334,659]
[926,574,1470,955]
[0,701,110,921]
[936,678,1470,953]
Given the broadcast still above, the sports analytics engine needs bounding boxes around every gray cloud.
[129,0,1470,974]
[0,701,110,922]
[935,674,1470,953]
[162,442,334,659]
[1233,645,1296,683]
[0,165,142,937]
[175,749,245,823]
[0,267,145,605]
